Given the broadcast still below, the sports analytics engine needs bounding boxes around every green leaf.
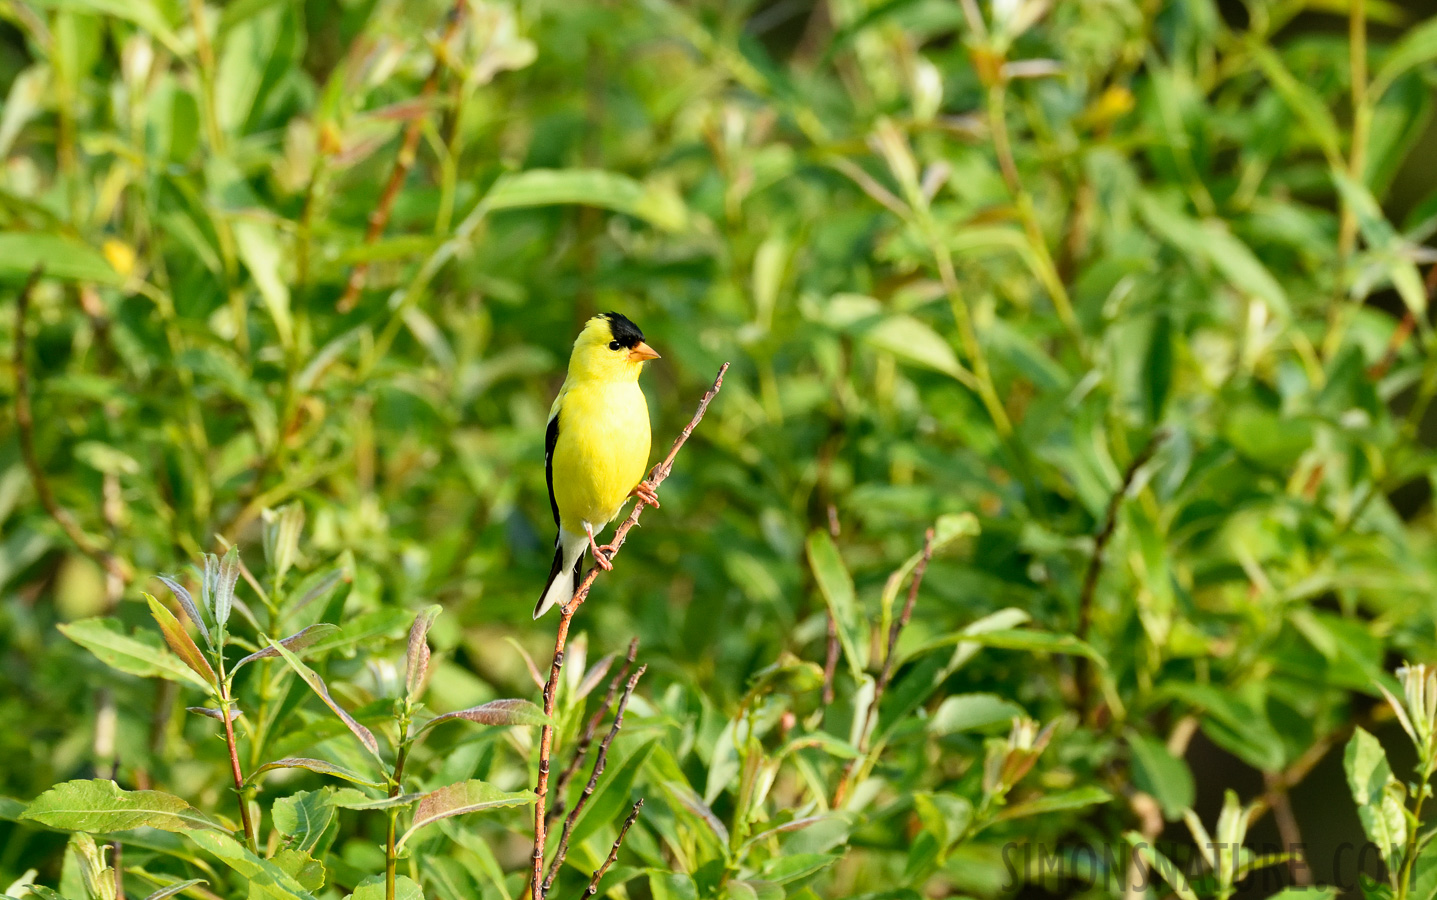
[1126,731,1194,819]
[186,832,316,900]
[396,780,535,849]
[22,779,222,834]
[760,853,840,885]
[404,605,441,702]
[58,618,212,690]
[415,699,551,736]
[0,234,123,285]
[25,0,182,55]
[1332,172,1429,320]
[153,576,212,651]
[271,850,325,893]
[805,531,867,676]
[145,594,216,688]
[269,637,381,760]
[271,790,334,855]
[247,757,384,788]
[1374,15,1437,98]
[928,694,1024,735]
[648,872,699,900]
[352,876,421,900]
[486,169,688,231]
[213,546,240,633]
[1138,194,1290,319]
[232,219,293,349]
[1126,832,1199,900]
[909,628,1104,664]
[855,313,970,383]
[230,624,341,675]
[1345,727,1407,864]
[141,879,208,900]
[996,786,1112,821]
[328,789,421,811]
[1250,44,1343,166]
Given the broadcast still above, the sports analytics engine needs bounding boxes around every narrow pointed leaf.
[145,594,217,687]
[186,706,239,722]
[330,789,421,810]
[395,781,534,849]
[247,758,384,788]
[186,832,317,900]
[154,576,211,650]
[268,640,380,760]
[142,879,207,900]
[416,699,551,736]
[59,618,212,690]
[806,531,866,676]
[230,624,341,675]
[214,546,240,631]
[405,605,442,702]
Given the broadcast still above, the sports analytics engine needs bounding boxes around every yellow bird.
[534,312,661,618]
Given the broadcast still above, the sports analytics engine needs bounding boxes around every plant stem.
[985,77,1081,346]
[1398,757,1434,899]
[337,0,468,312]
[13,269,133,583]
[218,691,256,852]
[386,719,411,900]
[1338,0,1368,261]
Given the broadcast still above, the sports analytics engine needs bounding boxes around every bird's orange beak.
[628,342,661,362]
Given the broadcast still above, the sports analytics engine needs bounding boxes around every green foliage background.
[3,0,1437,896]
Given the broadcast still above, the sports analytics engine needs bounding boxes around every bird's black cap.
[602,312,645,349]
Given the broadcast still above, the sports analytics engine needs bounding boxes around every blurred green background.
[4,0,1437,895]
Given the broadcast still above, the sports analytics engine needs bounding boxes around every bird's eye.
[609,341,621,351]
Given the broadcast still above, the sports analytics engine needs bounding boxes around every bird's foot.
[630,480,660,508]
[586,532,616,570]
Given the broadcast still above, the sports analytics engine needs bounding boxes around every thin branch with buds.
[865,527,935,748]
[833,527,935,805]
[543,665,645,893]
[1076,428,1169,716]
[13,267,131,583]
[550,638,639,824]
[531,362,729,900]
[583,799,644,898]
[336,0,468,312]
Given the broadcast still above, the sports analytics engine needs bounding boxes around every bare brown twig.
[1075,429,1168,717]
[543,665,646,893]
[583,799,643,898]
[821,614,838,706]
[550,638,639,824]
[336,1,467,313]
[833,527,935,806]
[531,363,728,900]
[13,267,131,583]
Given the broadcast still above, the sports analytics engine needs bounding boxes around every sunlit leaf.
[145,594,216,688]
[23,780,222,834]
[806,531,867,676]
[268,640,381,761]
[58,619,212,690]
[395,781,534,849]
[248,758,384,788]
[230,624,341,675]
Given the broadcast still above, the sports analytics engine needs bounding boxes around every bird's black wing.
[545,411,560,527]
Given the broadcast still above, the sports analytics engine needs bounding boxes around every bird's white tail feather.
[534,530,588,618]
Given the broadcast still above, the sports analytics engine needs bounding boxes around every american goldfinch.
[534,312,661,618]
